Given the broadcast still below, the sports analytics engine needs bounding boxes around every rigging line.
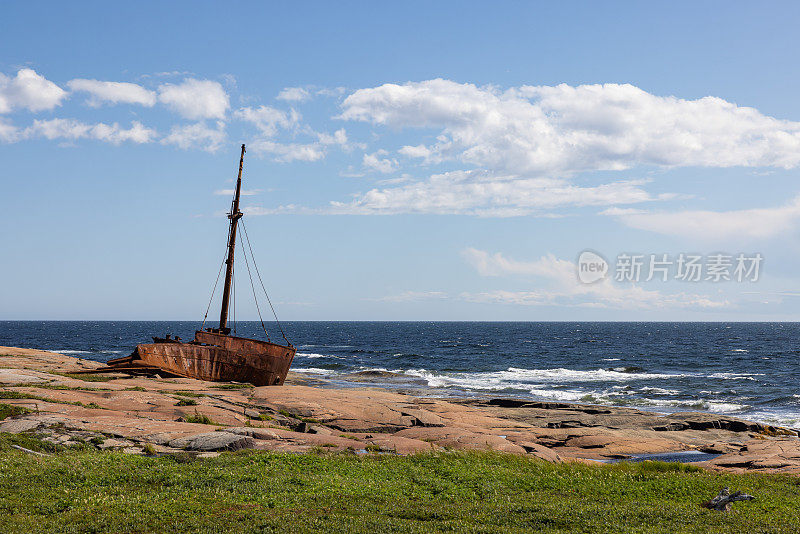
[201,253,228,330]
[240,219,290,345]
[232,260,236,334]
[239,234,271,342]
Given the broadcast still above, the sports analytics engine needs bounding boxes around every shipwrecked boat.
[89,144,296,385]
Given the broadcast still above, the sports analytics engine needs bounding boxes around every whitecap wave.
[527,388,588,402]
[708,372,763,381]
[402,367,686,390]
[291,367,335,374]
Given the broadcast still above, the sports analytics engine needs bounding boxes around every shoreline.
[1,345,799,474]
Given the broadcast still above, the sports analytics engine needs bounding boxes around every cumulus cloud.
[23,118,156,144]
[161,121,225,151]
[363,149,398,174]
[0,118,19,142]
[341,79,800,176]
[158,79,229,120]
[238,102,350,163]
[67,79,156,107]
[277,87,311,102]
[461,248,727,309]
[326,171,669,216]
[235,105,299,137]
[249,140,326,162]
[603,196,800,240]
[0,68,66,113]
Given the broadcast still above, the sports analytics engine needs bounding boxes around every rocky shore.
[1,346,799,474]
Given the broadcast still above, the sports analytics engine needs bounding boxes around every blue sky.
[2,1,800,321]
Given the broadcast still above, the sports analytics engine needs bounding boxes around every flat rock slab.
[0,419,43,433]
[0,369,50,384]
[3,345,800,474]
[169,432,256,451]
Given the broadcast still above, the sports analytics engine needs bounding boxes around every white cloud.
[317,128,348,146]
[158,79,229,120]
[341,79,800,176]
[24,118,156,144]
[317,87,347,98]
[327,171,669,216]
[461,248,727,309]
[604,196,800,240]
[0,118,19,142]
[67,79,156,107]
[161,121,225,151]
[277,87,311,102]
[462,248,575,282]
[363,149,398,174]
[237,104,349,162]
[250,140,326,162]
[0,68,67,113]
[235,105,298,137]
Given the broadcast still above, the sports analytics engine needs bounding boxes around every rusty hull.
[127,331,296,386]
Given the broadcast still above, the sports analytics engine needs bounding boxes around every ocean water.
[1,321,798,428]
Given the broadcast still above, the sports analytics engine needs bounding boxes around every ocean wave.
[296,352,350,361]
[297,352,333,359]
[527,388,587,402]
[639,386,680,395]
[596,395,749,413]
[403,367,686,390]
[53,349,91,354]
[708,372,764,381]
[291,367,335,374]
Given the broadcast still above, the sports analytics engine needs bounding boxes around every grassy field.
[0,433,798,533]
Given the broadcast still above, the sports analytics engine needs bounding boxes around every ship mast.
[218,144,246,334]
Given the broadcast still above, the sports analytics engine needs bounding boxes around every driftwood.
[703,487,755,511]
[10,444,49,457]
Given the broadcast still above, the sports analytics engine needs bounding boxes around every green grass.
[175,398,198,407]
[0,403,31,420]
[183,412,215,425]
[0,390,106,410]
[56,373,116,382]
[0,434,798,533]
[208,383,254,390]
[6,383,112,392]
[172,390,206,398]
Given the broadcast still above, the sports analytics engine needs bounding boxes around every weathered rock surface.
[169,432,255,451]
[1,345,799,473]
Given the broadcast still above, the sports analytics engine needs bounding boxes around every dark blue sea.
[2,321,798,428]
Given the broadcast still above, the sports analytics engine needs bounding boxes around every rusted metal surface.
[131,331,296,386]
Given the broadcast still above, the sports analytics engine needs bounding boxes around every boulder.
[169,432,255,451]
[513,440,562,462]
